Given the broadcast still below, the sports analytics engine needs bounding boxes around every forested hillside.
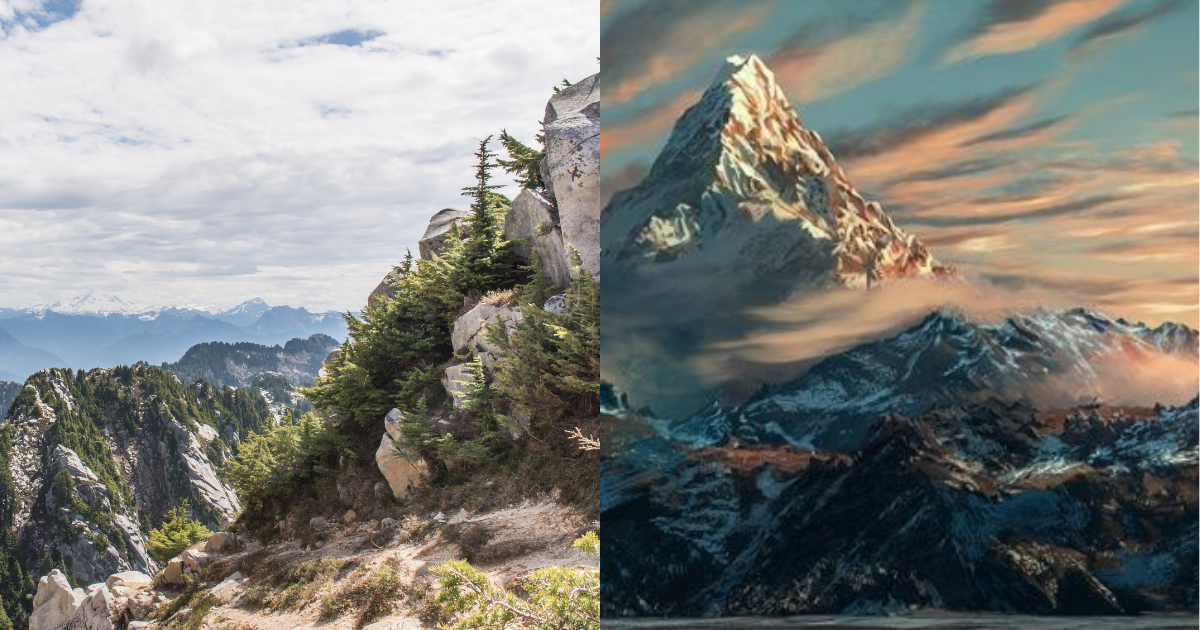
[163,334,338,388]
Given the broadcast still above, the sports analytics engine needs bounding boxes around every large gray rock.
[181,549,208,577]
[63,584,114,630]
[418,208,472,260]
[451,303,523,356]
[375,433,428,499]
[52,445,99,482]
[204,531,228,552]
[384,408,404,442]
[105,571,152,590]
[369,269,401,306]
[30,569,84,630]
[161,558,185,585]
[544,74,600,279]
[441,363,473,408]
[505,189,572,287]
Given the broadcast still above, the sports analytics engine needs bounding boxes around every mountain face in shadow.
[0,325,65,382]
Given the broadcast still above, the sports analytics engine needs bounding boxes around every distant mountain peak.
[34,291,151,316]
[604,54,951,291]
[221,297,271,317]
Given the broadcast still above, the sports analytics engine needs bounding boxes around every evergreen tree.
[522,252,554,308]
[435,356,511,465]
[0,600,12,630]
[453,136,527,296]
[497,129,545,190]
[146,500,212,563]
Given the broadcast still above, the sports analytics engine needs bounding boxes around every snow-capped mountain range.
[10,292,323,321]
[602,53,950,295]
[672,307,1198,451]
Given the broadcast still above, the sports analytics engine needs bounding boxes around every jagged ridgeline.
[0,365,273,624]
[162,333,339,389]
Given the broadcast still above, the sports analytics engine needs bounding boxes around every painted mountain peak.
[603,53,948,291]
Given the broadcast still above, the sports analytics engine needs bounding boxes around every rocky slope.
[603,393,1199,616]
[1,365,272,590]
[672,308,1199,450]
[602,54,947,300]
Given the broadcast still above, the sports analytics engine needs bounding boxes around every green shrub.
[147,501,211,563]
[226,413,348,514]
[432,532,598,629]
[320,560,400,626]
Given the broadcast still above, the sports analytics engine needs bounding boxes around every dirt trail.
[140,501,597,630]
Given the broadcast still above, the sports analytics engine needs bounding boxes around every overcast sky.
[601,0,1198,327]
[0,0,598,312]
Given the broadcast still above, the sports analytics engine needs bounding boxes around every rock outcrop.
[29,570,84,630]
[166,416,241,521]
[105,571,152,590]
[31,567,166,630]
[418,208,472,260]
[441,364,474,409]
[375,433,427,500]
[373,409,428,499]
[63,584,115,630]
[450,302,523,370]
[542,74,600,279]
[505,189,573,288]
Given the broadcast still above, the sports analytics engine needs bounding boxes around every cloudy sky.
[601,0,1198,327]
[0,0,598,312]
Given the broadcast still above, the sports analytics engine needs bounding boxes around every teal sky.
[600,0,1199,326]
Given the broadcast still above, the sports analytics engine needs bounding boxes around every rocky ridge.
[3,365,271,590]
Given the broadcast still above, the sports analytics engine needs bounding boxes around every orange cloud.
[769,1,924,104]
[600,89,700,158]
[945,0,1133,64]
[607,4,773,107]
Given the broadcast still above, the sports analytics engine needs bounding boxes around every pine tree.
[454,136,527,297]
[521,251,554,308]
[436,356,512,465]
[497,129,545,190]
[0,600,12,630]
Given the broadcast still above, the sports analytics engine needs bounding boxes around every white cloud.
[0,0,599,310]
